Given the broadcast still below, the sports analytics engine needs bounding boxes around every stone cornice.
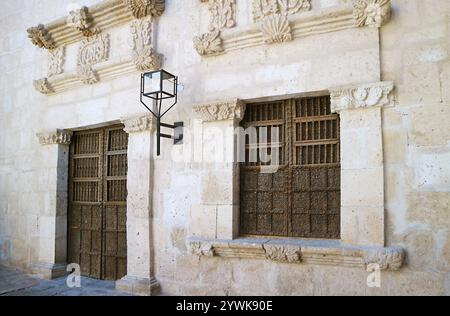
[195,1,392,57]
[37,130,73,145]
[27,0,165,50]
[187,237,406,271]
[330,81,394,113]
[121,115,156,133]
[193,99,246,123]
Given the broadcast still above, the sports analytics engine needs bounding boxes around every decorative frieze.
[193,99,246,123]
[330,81,394,113]
[37,130,73,146]
[353,0,391,28]
[33,78,53,95]
[260,14,292,44]
[194,30,224,56]
[187,238,406,271]
[122,115,156,133]
[208,0,236,31]
[47,47,65,77]
[122,0,165,19]
[252,0,312,22]
[77,33,110,85]
[27,24,55,50]
[264,245,301,263]
[67,6,99,37]
[130,17,162,71]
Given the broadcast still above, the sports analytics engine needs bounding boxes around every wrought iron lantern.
[140,69,183,156]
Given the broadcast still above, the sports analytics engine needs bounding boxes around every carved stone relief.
[193,99,246,122]
[33,78,53,95]
[260,14,293,44]
[76,33,110,84]
[67,6,99,37]
[37,130,73,146]
[264,245,302,263]
[27,24,55,50]
[194,30,224,56]
[122,115,156,133]
[252,0,312,22]
[122,0,166,19]
[130,17,162,71]
[353,0,392,28]
[47,47,65,77]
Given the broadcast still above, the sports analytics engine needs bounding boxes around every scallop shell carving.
[260,14,293,44]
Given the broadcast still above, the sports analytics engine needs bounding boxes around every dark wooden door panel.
[240,96,341,239]
[68,126,128,281]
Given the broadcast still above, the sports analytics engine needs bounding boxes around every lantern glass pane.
[144,71,161,95]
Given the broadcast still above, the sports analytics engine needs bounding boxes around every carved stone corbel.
[27,24,55,50]
[330,81,394,113]
[353,0,392,28]
[122,0,165,19]
[193,99,246,123]
[37,130,73,146]
[193,30,224,56]
[33,78,54,95]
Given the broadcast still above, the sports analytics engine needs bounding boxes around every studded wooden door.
[240,96,340,239]
[68,126,128,280]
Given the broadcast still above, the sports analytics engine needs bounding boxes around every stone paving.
[0,265,133,296]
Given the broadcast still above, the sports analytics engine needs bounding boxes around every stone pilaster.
[116,115,159,296]
[330,81,394,247]
[30,130,73,279]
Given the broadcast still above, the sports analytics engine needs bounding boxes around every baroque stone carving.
[252,0,312,22]
[330,81,394,113]
[363,247,405,271]
[194,30,224,56]
[123,0,165,19]
[37,130,73,146]
[260,14,292,44]
[208,0,236,31]
[264,245,302,263]
[353,0,391,28]
[67,6,99,37]
[130,17,162,71]
[47,47,65,77]
[77,33,109,84]
[33,78,53,95]
[27,24,55,50]
[188,242,214,257]
[194,99,246,122]
[122,115,156,133]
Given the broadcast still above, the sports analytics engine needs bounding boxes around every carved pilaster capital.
[194,99,246,123]
[353,0,392,28]
[121,115,156,133]
[194,30,224,56]
[363,246,405,271]
[67,6,99,37]
[122,0,165,19]
[37,130,73,146]
[330,81,394,113]
[188,241,215,257]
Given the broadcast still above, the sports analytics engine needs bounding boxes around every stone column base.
[28,262,68,280]
[116,275,160,296]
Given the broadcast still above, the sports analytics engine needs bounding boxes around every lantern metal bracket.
[140,71,183,156]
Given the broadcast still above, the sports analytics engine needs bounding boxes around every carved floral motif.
[193,30,224,56]
[194,99,246,122]
[67,6,99,36]
[363,247,405,271]
[188,242,214,257]
[27,24,55,50]
[208,0,236,31]
[252,0,311,22]
[37,130,73,146]
[353,0,391,28]
[123,0,165,19]
[260,14,292,44]
[330,81,394,112]
[130,17,162,71]
[264,245,302,263]
[47,47,65,77]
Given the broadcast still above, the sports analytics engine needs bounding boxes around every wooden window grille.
[240,96,341,239]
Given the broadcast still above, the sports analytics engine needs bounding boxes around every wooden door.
[68,126,128,280]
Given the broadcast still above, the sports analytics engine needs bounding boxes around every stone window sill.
[187,237,406,271]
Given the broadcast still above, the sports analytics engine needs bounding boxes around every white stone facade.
[0,0,449,296]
